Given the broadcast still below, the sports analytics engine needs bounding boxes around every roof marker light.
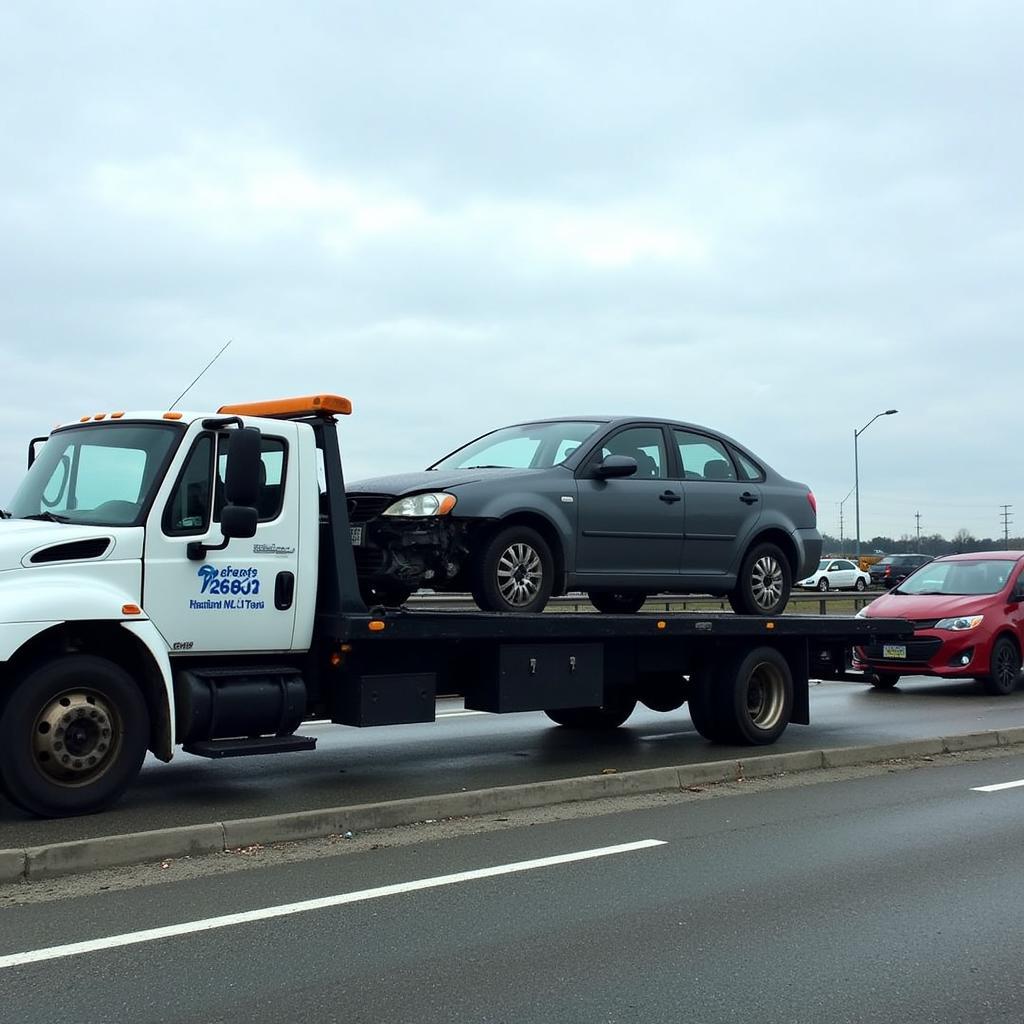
[163,412,183,420]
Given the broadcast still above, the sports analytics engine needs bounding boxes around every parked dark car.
[854,551,1024,695]
[347,417,821,615]
[869,553,932,589]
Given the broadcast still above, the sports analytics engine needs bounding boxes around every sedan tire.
[817,578,829,592]
[728,543,791,616]
[587,591,647,614]
[471,525,554,614]
[982,636,1022,696]
[869,673,900,689]
[855,578,867,592]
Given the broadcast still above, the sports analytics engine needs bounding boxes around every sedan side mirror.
[593,455,638,479]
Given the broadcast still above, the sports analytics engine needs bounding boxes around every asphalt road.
[3,755,1024,1023]
[3,674,1024,848]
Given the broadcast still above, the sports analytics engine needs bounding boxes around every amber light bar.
[218,394,353,418]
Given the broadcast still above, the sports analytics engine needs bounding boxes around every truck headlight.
[382,492,457,517]
[934,615,984,631]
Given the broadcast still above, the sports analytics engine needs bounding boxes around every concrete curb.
[2,730,1022,883]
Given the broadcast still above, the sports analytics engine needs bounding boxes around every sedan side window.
[674,430,737,481]
[598,427,667,479]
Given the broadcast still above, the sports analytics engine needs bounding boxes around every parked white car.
[797,558,870,592]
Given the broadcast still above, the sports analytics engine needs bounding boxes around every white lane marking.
[0,840,666,970]
[972,778,1024,793]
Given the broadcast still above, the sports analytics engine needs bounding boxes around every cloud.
[1,1,1022,541]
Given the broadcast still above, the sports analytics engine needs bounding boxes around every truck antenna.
[167,340,233,411]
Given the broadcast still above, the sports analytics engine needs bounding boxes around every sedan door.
[832,559,858,588]
[674,429,762,578]
[575,425,683,577]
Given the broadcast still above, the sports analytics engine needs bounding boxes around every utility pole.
[1000,505,1013,547]
[915,512,921,553]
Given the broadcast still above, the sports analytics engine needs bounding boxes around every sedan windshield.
[8,423,183,527]
[897,558,1017,596]
[430,421,602,471]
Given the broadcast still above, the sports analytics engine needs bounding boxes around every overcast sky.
[2,2,1021,543]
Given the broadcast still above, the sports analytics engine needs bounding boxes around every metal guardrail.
[406,591,878,615]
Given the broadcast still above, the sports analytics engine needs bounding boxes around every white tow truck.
[0,395,906,817]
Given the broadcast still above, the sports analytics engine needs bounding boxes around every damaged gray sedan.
[347,417,821,615]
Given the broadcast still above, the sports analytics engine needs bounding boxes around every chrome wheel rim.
[751,555,784,610]
[32,689,121,787]
[746,662,786,730]
[496,542,544,607]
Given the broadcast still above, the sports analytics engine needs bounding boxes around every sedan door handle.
[740,492,759,505]
[659,490,682,504]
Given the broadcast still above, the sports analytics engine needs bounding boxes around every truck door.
[143,422,301,654]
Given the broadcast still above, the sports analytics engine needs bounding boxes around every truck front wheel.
[0,655,149,817]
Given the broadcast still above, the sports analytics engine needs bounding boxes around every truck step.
[183,735,317,759]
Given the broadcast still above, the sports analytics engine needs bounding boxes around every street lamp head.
[885,409,898,415]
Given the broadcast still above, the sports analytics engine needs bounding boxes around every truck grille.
[347,493,395,524]
[862,638,942,663]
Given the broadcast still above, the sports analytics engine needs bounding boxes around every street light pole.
[854,409,898,561]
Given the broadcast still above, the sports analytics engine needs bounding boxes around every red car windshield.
[897,558,1017,596]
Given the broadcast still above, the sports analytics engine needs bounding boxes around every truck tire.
[982,636,1021,696]
[471,525,554,614]
[587,591,647,614]
[727,543,791,616]
[688,646,793,745]
[545,699,637,730]
[0,655,149,817]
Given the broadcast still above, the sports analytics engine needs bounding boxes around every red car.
[853,551,1024,695]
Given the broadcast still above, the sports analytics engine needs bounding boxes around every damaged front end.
[348,491,474,594]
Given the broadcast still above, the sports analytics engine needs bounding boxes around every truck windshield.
[8,423,183,527]
[429,421,602,471]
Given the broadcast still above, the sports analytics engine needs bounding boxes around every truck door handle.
[275,571,295,611]
[740,492,759,505]
[659,490,682,504]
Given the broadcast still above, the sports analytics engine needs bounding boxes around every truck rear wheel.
[545,698,637,730]
[0,655,149,817]
[688,646,793,745]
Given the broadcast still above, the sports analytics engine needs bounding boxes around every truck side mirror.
[224,427,262,508]
[593,455,638,479]
[221,504,258,539]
